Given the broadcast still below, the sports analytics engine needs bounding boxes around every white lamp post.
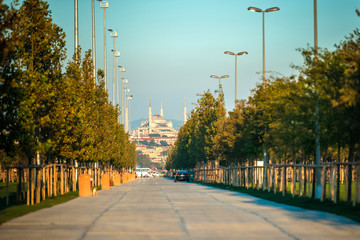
[224,51,248,103]
[248,6,280,83]
[99,1,108,90]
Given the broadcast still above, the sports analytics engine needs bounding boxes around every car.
[174,170,190,182]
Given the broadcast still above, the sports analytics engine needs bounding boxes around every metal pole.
[104,7,107,90]
[122,78,125,124]
[92,0,96,81]
[112,37,115,104]
[116,62,119,108]
[235,55,237,102]
[218,78,221,95]
[125,94,128,132]
[74,0,78,63]
[129,98,131,133]
[314,0,318,56]
[314,0,321,199]
[262,11,265,84]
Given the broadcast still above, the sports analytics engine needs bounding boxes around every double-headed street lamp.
[224,51,248,103]
[210,75,229,96]
[122,78,128,125]
[108,29,118,104]
[98,0,108,90]
[114,51,120,105]
[248,6,280,83]
[124,88,130,132]
[127,94,133,133]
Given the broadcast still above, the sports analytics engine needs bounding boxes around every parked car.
[174,170,190,182]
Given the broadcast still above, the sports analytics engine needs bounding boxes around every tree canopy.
[0,0,136,169]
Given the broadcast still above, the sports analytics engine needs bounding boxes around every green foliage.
[167,90,226,169]
[136,154,152,168]
[0,0,136,169]
[168,11,360,167]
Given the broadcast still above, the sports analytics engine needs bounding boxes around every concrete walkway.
[1,178,360,240]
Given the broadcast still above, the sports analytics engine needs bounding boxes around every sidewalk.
[1,178,360,240]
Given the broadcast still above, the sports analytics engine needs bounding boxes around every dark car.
[174,170,190,182]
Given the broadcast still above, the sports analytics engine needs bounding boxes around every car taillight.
[185,174,189,176]
[176,174,180,176]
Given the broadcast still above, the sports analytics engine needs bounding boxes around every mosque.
[131,99,187,163]
[131,99,186,140]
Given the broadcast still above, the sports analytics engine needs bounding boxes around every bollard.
[79,174,92,197]
[114,174,121,186]
[101,174,110,190]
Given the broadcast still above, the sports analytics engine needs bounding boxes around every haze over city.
[44,0,359,120]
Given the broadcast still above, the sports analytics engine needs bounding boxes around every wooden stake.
[282,166,286,196]
[53,165,57,197]
[6,169,9,206]
[36,168,41,204]
[353,165,359,207]
[27,167,30,206]
[17,168,22,204]
[60,165,64,195]
[321,166,326,202]
[42,167,45,200]
[49,166,53,197]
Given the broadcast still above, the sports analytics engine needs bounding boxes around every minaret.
[183,97,187,124]
[149,98,152,132]
[160,99,164,117]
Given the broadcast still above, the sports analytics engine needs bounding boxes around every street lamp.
[128,95,133,134]
[119,67,126,123]
[224,51,248,103]
[74,0,79,63]
[92,0,96,80]
[122,78,128,125]
[210,75,229,96]
[108,29,118,104]
[114,51,120,106]
[124,88,130,132]
[98,0,108,90]
[248,6,279,83]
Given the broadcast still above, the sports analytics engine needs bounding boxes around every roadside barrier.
[2,164,137,206]
[192,162,360,206]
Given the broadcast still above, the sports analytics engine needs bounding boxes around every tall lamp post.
[119,66,126,123]
[108,29,118,104]
[124,88,130,132]
[313,0,321,200]
[248,6,279,191]
[99,1,108,90]
[248,6,279,83]
[74,0,79,63]
[210,75,229,96]
[92,0,96,80]
[224,51,248,103]
[122,78,128,125]
[128,95,133,134]
[114,51,120,105]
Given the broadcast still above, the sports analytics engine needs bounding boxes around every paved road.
[1,178,360,240]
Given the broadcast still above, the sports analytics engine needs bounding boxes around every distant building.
[132,99,179,140]
[131,98,187,163]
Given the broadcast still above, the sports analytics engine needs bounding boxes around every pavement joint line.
[79,187,130,240]
[192,184,300,240]
[161,185,192,240]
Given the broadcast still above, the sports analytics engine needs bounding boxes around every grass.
[0,182,78,225]
[195,181,360,223]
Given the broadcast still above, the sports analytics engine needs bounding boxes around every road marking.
[161,186,192,240]
[79,189,129,240]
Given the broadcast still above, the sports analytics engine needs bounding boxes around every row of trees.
[0,0,136,169]
[166,11,360,170]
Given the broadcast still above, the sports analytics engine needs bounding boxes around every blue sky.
[42,0,360,121]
